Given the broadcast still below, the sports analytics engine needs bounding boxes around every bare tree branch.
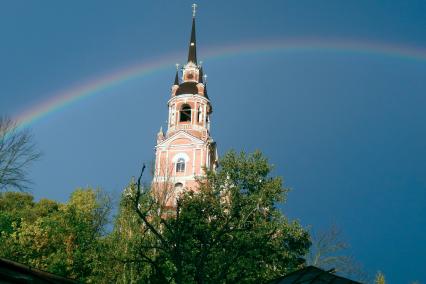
[307,224,369,282]
[0,117,41,191]
[133,164,168,246]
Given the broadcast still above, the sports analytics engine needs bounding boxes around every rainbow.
[12,38,426,131]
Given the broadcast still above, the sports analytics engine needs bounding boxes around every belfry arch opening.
[180,104,192,122]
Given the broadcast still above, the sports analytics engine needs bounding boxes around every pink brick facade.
[152,11,217,209]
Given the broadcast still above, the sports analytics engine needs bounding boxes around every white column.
[192,101,196,125]
[192,148,195,175]
[174,104,177,125]
[155,150,159,176]
[166,150,170,177]
[200,148,204,173]
[207,116,210,131]
[168,105,171,127]
[206,144,210,170]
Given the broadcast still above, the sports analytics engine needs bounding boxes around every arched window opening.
[175,182,183,191]
[174,182,184,206]
[176,158,185,173]
[186,71,194,80]
[180,104,191,122]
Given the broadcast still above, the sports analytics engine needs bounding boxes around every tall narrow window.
[197,105,202,123]
[176,158,185,173]
[171,108,175,125]
[180,104,191,122]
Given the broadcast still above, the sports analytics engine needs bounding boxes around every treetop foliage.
[0,151,311,283]
[110,150,311,283]
[0,188,110,282]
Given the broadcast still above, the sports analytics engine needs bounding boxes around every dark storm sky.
[1,1,425,282]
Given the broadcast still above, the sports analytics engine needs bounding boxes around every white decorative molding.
[172,152,190,163]
[153,175,202,183]
[192,148,195,175]
[156,130,206,148]
[168,94,210,105]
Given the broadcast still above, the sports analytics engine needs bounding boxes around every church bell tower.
[152,4,218,208]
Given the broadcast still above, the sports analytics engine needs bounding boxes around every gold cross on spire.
[192,3,197,18]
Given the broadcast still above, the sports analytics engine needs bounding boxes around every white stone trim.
[153,175,201,183]
[201,147,204,174]
[156,130,206,147]
[171,152,190,163]
[206,146,210,170]
[192,148,195,175]
[166,150,169,176]
[168,94,210,105]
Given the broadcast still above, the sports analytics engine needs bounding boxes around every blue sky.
[1,1,425,282]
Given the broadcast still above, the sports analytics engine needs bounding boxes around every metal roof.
[0,258,80,283]
[268,266,362,284]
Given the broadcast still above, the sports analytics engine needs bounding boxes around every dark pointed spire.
[173,63,180,85]
[199,66,204,83]
[174,71,179,85]
[204,83,209,99]
[187,4,197,63]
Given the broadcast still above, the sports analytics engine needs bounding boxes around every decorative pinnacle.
[203,74,208,83]
[175,63,180,70]
[192,3,197,18]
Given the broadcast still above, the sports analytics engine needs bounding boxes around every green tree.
[105,179,152,283]
[375,271,386,284]
[0,188,110,283]
[119,150,311,283]
[0,192,59,237]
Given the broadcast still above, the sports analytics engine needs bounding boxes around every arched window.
[174,182,184,206]
[176,158,185,173]
[186,71,194,80]
[175,182,183,191]
[180,104,191,122]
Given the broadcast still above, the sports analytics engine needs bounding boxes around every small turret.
[174,70,179,85]
[199,66,204,83]
[171,64,180,96]
[157,126,164,143]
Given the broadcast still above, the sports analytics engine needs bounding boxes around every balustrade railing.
[170,124,204,131]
